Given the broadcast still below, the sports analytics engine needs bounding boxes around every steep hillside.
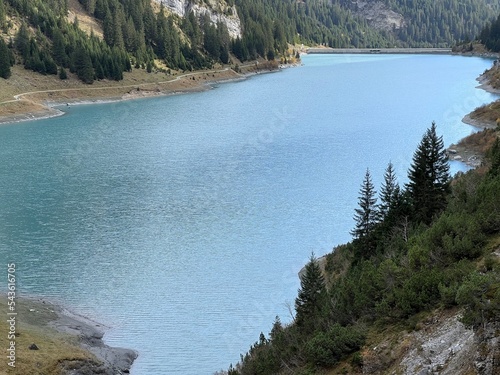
[1,0,499,87]
[227,122,500,374]
[232,0,499,54]
[382,0,500,46]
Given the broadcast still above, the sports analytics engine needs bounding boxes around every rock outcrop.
[362,310,500,375]
[157,0,242,39]
[352,0,405,33]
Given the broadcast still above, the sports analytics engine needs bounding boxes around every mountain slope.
[1,0,499,85]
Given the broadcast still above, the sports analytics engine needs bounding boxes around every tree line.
[0,0,234,83]
[2,0,499,82]
[229,123,500,374]
[231,0,499,61]
[479,12,500,51]
[382,0,499,47]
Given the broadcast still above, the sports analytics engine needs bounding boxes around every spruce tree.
[0,0,5,28]
[15,22,30,60]
[59,66,67,80]
[351,168,378,239]
[52,28,67,66]
[0,37,11,79]
[406,122,450,224]
[379,162,399,220]
[295,253,327,333]
[73,46,94,84]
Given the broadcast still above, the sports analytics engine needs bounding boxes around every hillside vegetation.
[227,123,500,374]
[0,0,499,86]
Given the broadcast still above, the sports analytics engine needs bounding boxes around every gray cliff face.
[362,312,499,375]
[157,0,242,39]
[352,0,405,33]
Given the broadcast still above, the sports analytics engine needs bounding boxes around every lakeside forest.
[228,122,500,374]
[0,1,500,374]
[0,0,500,83]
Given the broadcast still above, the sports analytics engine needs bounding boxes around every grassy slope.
[0,297,98,375]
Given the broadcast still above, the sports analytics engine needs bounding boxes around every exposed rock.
[28,343,39,350]
[352,0,405,33]
[361,310,499,375]
[156,0,242,39]
[400,314,475,374]
[397,314,500,375]
[48,305,138,375]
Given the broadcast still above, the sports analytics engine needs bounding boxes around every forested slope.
[228,124,500,374]
[1,0,499,83]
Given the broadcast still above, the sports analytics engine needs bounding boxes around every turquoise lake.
[0,54,498,374]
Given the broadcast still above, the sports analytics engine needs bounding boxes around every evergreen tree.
[15,22,30,60]
[204,23,220,61]
[406,122,450,224]
[0,0,6,29]
[0,37,11,79]
[52,28,67,66]
[379,162,400,220]
[295,253,327,333]
[351,168,378,239]
[59,66,67,79]
[73,46,94,84]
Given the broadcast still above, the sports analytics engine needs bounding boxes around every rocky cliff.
[352,0,405,33]
[157,0,242,39]
[361,310,499,375]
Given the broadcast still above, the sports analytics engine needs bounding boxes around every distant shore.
[0,61,281,126]
[0,295,137,374]
[449,64,500,168]
[306,47,452,54]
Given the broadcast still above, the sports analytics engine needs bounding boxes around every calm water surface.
[0,54,497,374]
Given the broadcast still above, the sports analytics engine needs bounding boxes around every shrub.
[304,324,365,367]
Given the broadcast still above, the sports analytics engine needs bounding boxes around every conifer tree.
[52,28,67,66]
[379,162,399,220]
[59,66,67,79]
[73,46,94,84]
[0,37,12,79]
[406,122,450,224]
[15,22,30,60]
[351,168,378,239]
[0,0,6,29]
[295,253,327,333]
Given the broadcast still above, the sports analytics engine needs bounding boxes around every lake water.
[0,54,497,374]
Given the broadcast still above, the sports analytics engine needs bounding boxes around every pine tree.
[73,46,94,84]
[351,168,378,239]
[295,253,327,333]
[379,162,399,220]
[0,37,11,79]
[52,28,67,66]
[0,0,6,29]
[59,66,67,79]
[406,122,450,224]
[15,22,30,60]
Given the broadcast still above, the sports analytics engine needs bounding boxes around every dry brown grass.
[455,128,498,155]
[469,100,500,125]
[0,297,97,375]
[0,64,245,120]
[66,0,103,38]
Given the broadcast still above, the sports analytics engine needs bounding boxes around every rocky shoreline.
[0,295,137,374]
[47,300,138,375]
